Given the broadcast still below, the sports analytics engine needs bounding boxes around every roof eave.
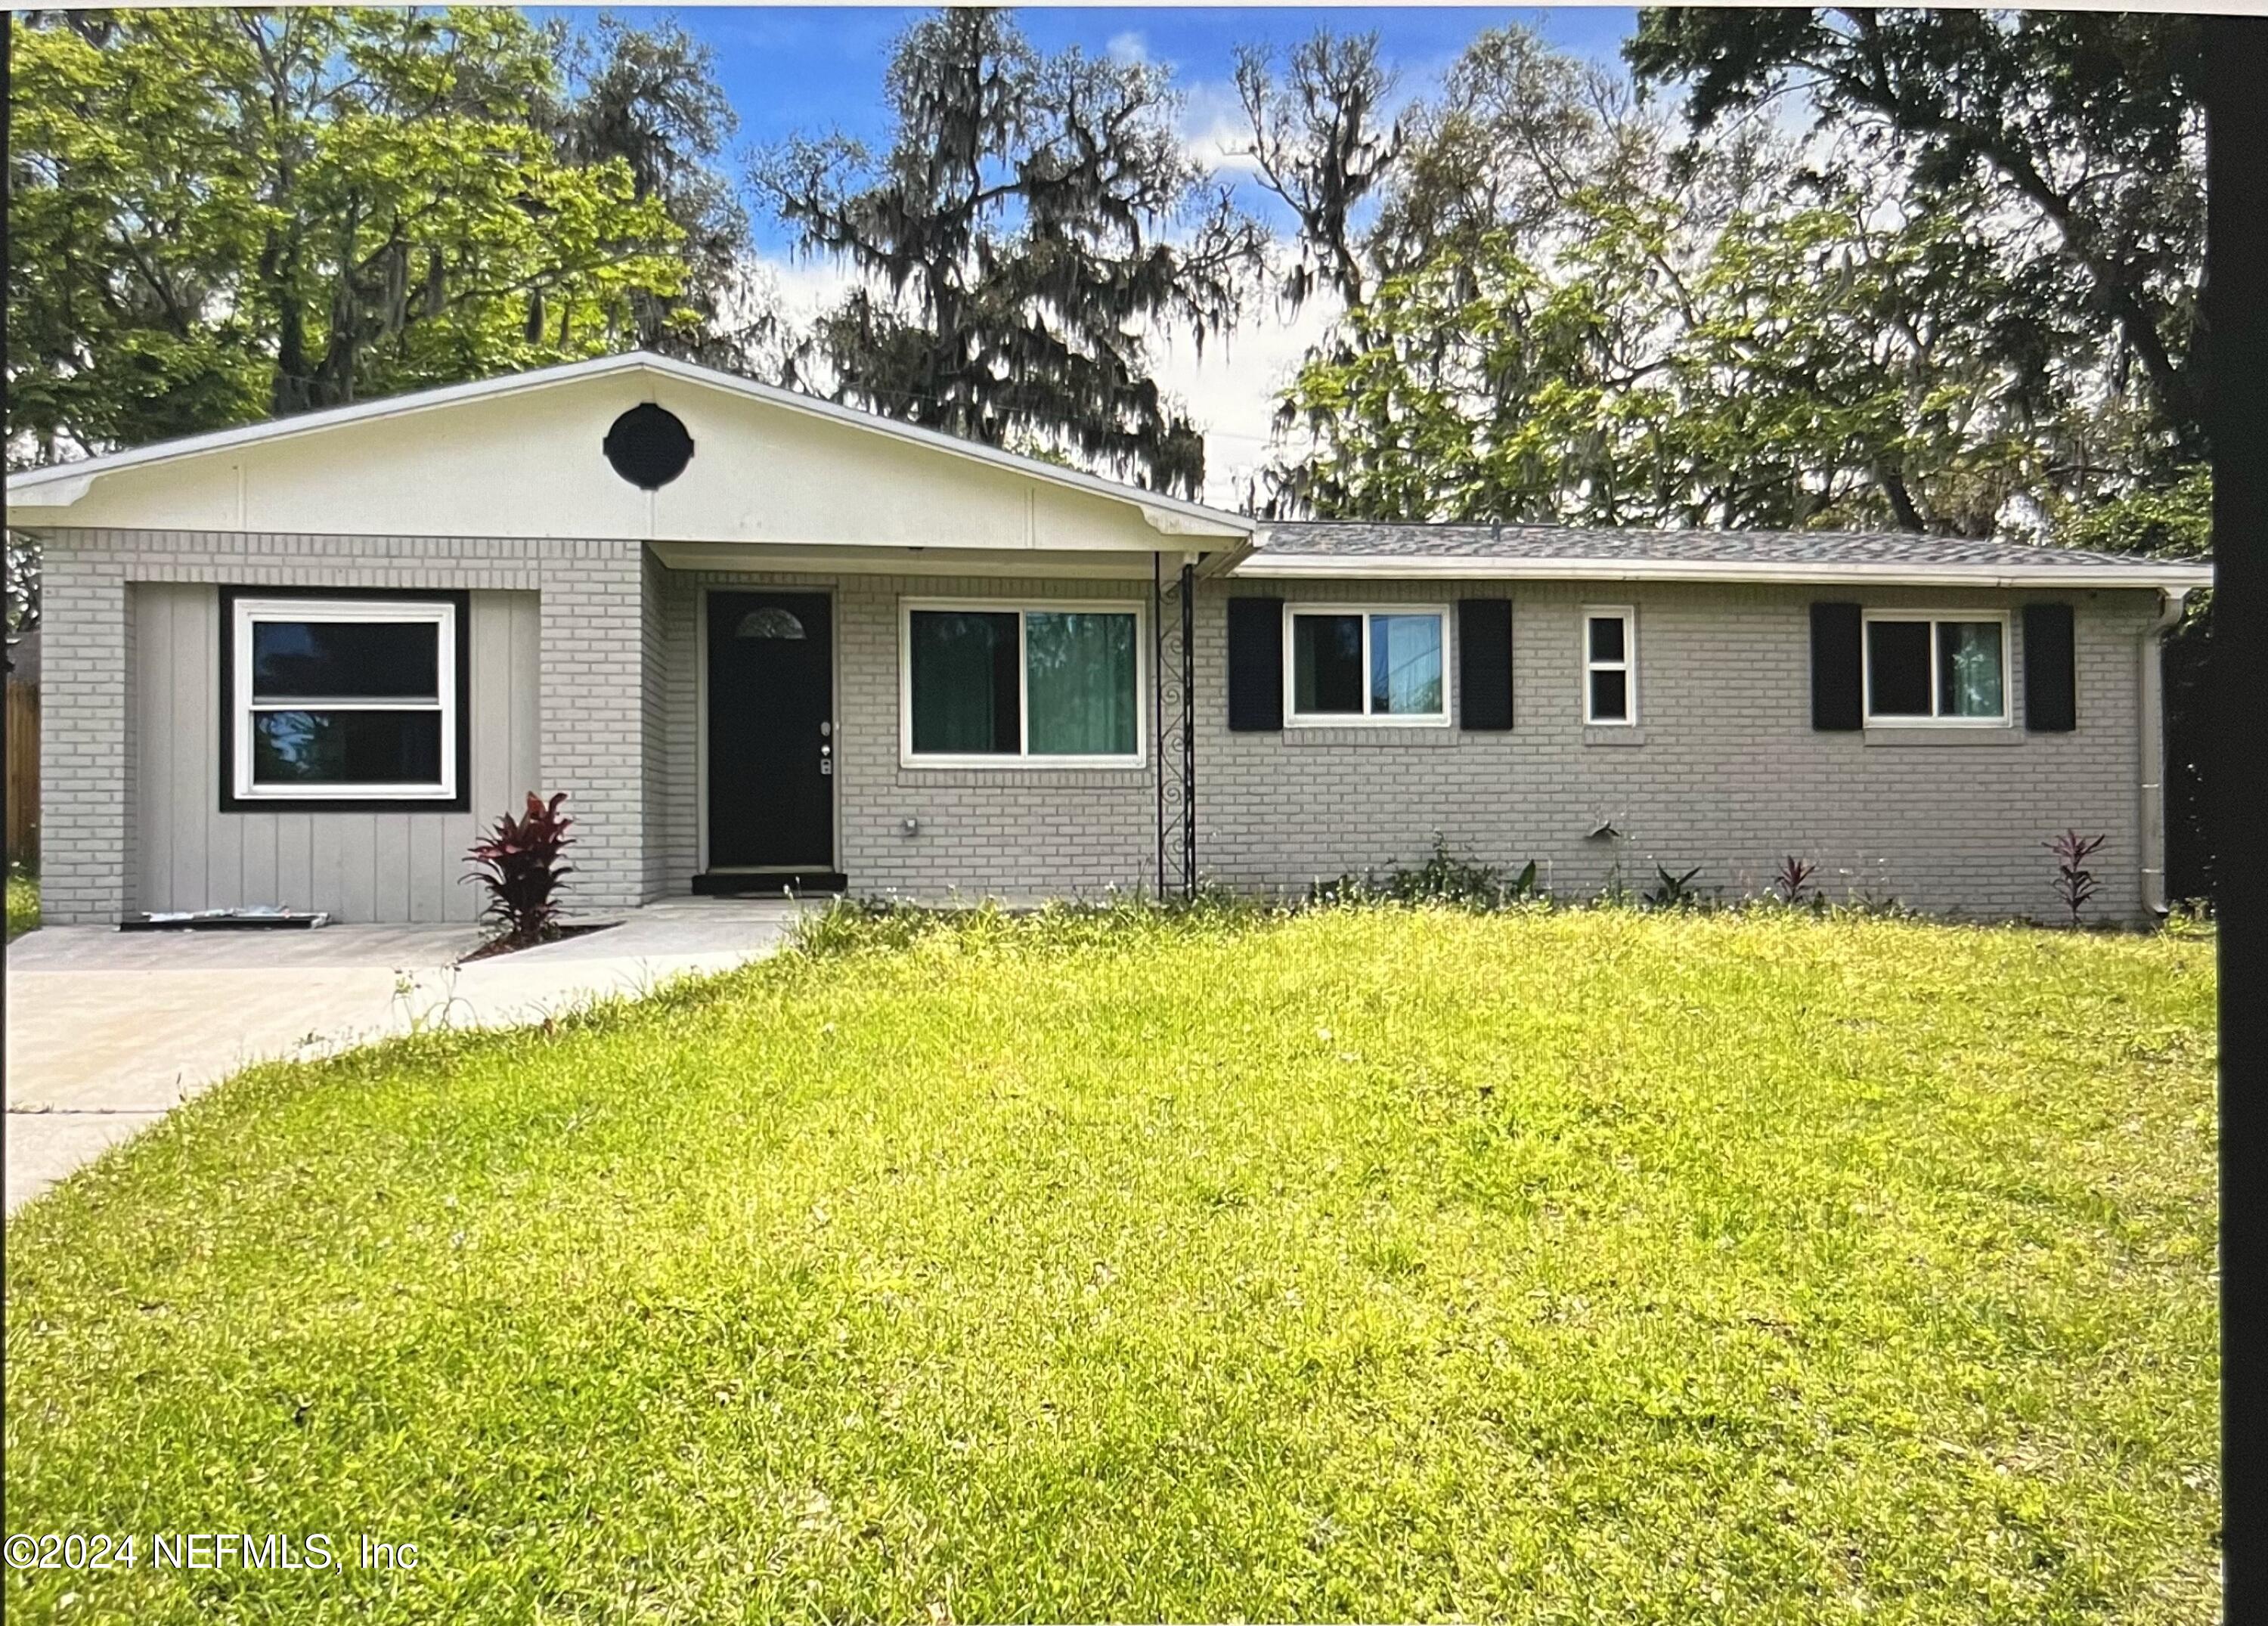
[1233,551,2214,591]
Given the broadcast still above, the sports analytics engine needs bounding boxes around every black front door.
[706,591,834,871]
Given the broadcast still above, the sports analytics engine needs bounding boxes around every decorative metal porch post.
[1153,554,1197,899]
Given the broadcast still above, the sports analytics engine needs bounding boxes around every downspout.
[2139,586,2192,921]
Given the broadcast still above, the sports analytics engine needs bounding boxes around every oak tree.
[6,8,701,461]
[758,8,1266,499]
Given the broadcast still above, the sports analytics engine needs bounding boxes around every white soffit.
[3,351,1256,550]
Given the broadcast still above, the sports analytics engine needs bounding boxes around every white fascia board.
[3,350,1259,543]
[650,541,1163,579]
[1137,503,1244,539]
[1194,537,1259,579]
[1235,550,2216,591]
[3,353,646,494]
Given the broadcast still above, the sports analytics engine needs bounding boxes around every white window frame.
[1861,609,2012,727]
[898,597,1148,768]
[231,596,459,802]
[1581,605,1637,726]
[1281,602,1452,727]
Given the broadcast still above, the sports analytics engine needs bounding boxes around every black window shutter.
[1810,602,1864,731]
[1458,598,1514,729]
[2023,602,2077,732]
[1226,596,1284,731]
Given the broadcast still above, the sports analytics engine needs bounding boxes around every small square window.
[1582,608,1635,725]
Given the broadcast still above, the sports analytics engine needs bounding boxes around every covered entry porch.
[645,544,1209,904]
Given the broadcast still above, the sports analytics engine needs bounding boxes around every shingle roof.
[1262,522,2155,568]
[1238,522,2212,588]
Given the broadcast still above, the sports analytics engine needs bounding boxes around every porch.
[640,550,1203,906]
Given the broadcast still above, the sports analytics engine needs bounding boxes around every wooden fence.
[6,684,36,866]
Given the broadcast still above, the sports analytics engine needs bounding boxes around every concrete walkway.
[4,899,810,1213]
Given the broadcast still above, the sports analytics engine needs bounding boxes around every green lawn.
[6,868,36,939]
[3,906,2218,1623]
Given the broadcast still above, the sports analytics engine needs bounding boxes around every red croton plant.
[463,792,576,946]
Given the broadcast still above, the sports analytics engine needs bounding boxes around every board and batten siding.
[130,582,540,921]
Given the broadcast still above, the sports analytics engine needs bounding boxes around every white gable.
[5,353,1255,558]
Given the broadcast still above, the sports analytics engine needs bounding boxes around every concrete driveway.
[4,899,809,1213]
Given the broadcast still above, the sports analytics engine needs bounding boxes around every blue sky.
[540,7,1641,249]
[528,6,1644,502]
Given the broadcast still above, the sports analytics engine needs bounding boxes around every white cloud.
[1105,30,1149,67]
[1146,284,1341,508]
[759,252,861,326]
[1179,78,1261,177]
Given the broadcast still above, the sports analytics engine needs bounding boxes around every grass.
[6,866,36,939]
[3,904,2218,1623]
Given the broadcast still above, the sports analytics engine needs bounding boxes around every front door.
[706,591,834,872]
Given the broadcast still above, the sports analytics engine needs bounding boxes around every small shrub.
[1314,836,1539,911]
[1644,864,1703,909]
[792,897,930,959]
[2046,829,2109,927]
[1774,856,1817,907]
[463,792,576,946]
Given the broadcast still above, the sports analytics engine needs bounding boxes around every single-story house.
[4,351,2212,928]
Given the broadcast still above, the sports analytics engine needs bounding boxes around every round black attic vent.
[603,403,695,489]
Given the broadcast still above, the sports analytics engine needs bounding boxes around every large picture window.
[1864,612,2009,725]
[1284,605,1447,724]
[224,593,465,807]
[900,601,1143,765]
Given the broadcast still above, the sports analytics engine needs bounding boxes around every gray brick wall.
[1201,578,2164,921]
[36,530,2167,926]
[35,528,648,923]
[40,568,132,924]
[640,545,673,900]
[649,568,2163,922]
